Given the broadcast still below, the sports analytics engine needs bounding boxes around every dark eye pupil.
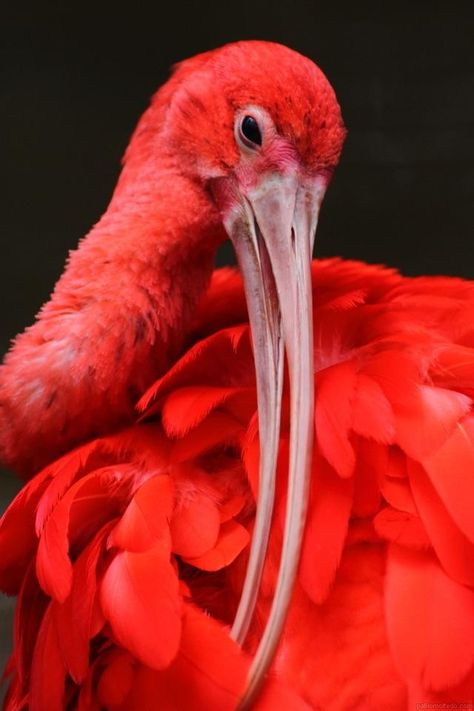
[241,116,262,146]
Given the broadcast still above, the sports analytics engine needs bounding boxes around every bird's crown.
[125,40,346,179]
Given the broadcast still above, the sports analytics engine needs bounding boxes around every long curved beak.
[223,173,326,707]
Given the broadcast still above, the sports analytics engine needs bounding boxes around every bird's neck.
[1,158,227,475]
[57,158,225,359]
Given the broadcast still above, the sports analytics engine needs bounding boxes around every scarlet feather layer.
[2,259,474,709]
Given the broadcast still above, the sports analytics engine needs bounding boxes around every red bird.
[1,40,474,710]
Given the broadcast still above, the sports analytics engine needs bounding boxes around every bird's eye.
[239,115,262,149]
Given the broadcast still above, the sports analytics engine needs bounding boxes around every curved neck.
[56,159,226,353]
[1,159,227,475]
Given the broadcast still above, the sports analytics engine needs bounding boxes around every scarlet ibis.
[1,40,474,710]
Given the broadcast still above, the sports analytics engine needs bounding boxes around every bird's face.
[158,41,346,705]
[162,41,346,403]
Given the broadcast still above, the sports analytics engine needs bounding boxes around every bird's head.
[129,41,345,221]
[127,40,346,706]
[163,40,345,173]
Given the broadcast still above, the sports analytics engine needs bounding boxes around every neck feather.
[0,160,225,475]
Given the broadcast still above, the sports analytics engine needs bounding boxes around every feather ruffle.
[2,259,474,708]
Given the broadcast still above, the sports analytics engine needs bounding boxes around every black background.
[0,0,474,673]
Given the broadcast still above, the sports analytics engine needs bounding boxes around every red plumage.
[2,260,474,707]
[1,40,473,709]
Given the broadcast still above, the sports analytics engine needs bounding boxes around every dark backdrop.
[1,0,474,677]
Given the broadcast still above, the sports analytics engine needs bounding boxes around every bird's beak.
[222,172,326,707]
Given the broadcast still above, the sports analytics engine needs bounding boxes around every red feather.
[351,439,385,518]
[394,385,471,461]
[422,415,474,543]
[36,465,135,602]
[161,385,251,437]
[13,563,47,688]
[381,473,417,514]
[300,454,354,604]
[374,507,431,549]
[170,491,221,559]
[315,361,357,478]
[409,460,474,587]
[386,447,408,478]
[33,441,111,533]
[169,412,243,463]
[96,650,135,708]
[431,344,474,398]
[351,373,395,443]
[54,523,111,683]
[0,473,50,595]
[138,326,252,416]
[100,542,182,670]
[385,544,474,691]
[109,474,174,553]
[29,604,67,711]
[183,520,250,572]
